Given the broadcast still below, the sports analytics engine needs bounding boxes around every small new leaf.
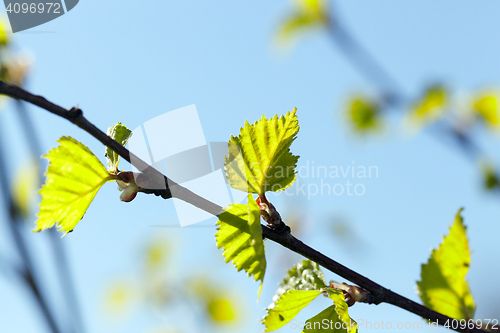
[225,109,300,194]
[276,0,329,46]
[34,137,116,236]
[472,92,500,128]
[417,208,476,321]
[278,260,327,297]
[215,194,266,295]
[408,85,448,127]
[263,290,322,332]
[347,95,381,133]
[303,289,357,333]
[106,122,132,173]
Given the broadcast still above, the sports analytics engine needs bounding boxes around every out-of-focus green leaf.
[225,109,299,194]
[104,281,135,316]
[277,260,327,297]
[417,209,476,320]
[302,289,357,333]
[481,163,500,191]
[11,160,39,219]
[106,122,132,173]
[0,17,8,46]
[472,92,500,128]
[347,96,381,133]
[215,194,266,296]
[263,289,322,332]
[34,137,116,236]
[187,276,240,325]
[207,297,237,323]
[408,85,448,127]
[277,0,329,45]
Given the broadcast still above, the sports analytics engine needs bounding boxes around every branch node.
[68,107,83,119]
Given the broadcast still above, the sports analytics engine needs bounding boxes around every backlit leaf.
[106,122,132,173]
[408,85,448,127]
[472,92,500,127]
[417,208,476,320]
[263,290,322,332]
[34,137,116,236]
[277,0,329,45]
[215,194,266,295]
[11,159,39,219]
[225,109,300,194]
[347,96,381,133]
[303,289,357,333]
[278,260,327,297]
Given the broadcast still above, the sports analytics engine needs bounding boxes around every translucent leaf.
[277,260,327,297]
[34,137,116,236]
[417,208,476,320]
[0,17,8,46]
[277,0,329,45]
[408,85,448,126]
[225,109,300,194]
[302,289,357,333]
[347,96,381,133]
[484,170,499,190]
[106,122,132,173]
[11,160,39,219]
[472,92,500,127]
[263,290,322,332]
[207,297,237,323]
[215,194,266,295]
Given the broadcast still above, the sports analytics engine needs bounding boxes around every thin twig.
[327,10,488,165]
[15,99,85,333]
[0,116,61,333]
[0,80,488,333]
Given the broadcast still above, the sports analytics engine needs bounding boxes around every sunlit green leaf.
[11,159,39,219]
[302,289,357,333]
[278,260,327,297]
[472,92,500,127]
[347,96,381,133]
[481,162,499,191]
[225,109,300,194]
[408,85,448,127]
[277,0,329,45]
[263,289,322,332]
[0,17,8,46]
[215,194,266,295]
[34,137,116,236]
[417,208,476,320]
[106,122,132,173]
[207,297,237,323]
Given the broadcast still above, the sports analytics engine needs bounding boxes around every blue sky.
[0,1,499,332]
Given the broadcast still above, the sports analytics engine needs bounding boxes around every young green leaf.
[34,137,116,236]
[407,85,448,127]
[347,95,381,133]
[472,92,500,128]
[278,260,327,297]
[303,289,357,333]
[215,194,266,295]
[11,159,39,219]
[225,109,300,194]
[263,290,322,332]
[276,0,328,46]
[417,208,476,320]
[106,122,132,173]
